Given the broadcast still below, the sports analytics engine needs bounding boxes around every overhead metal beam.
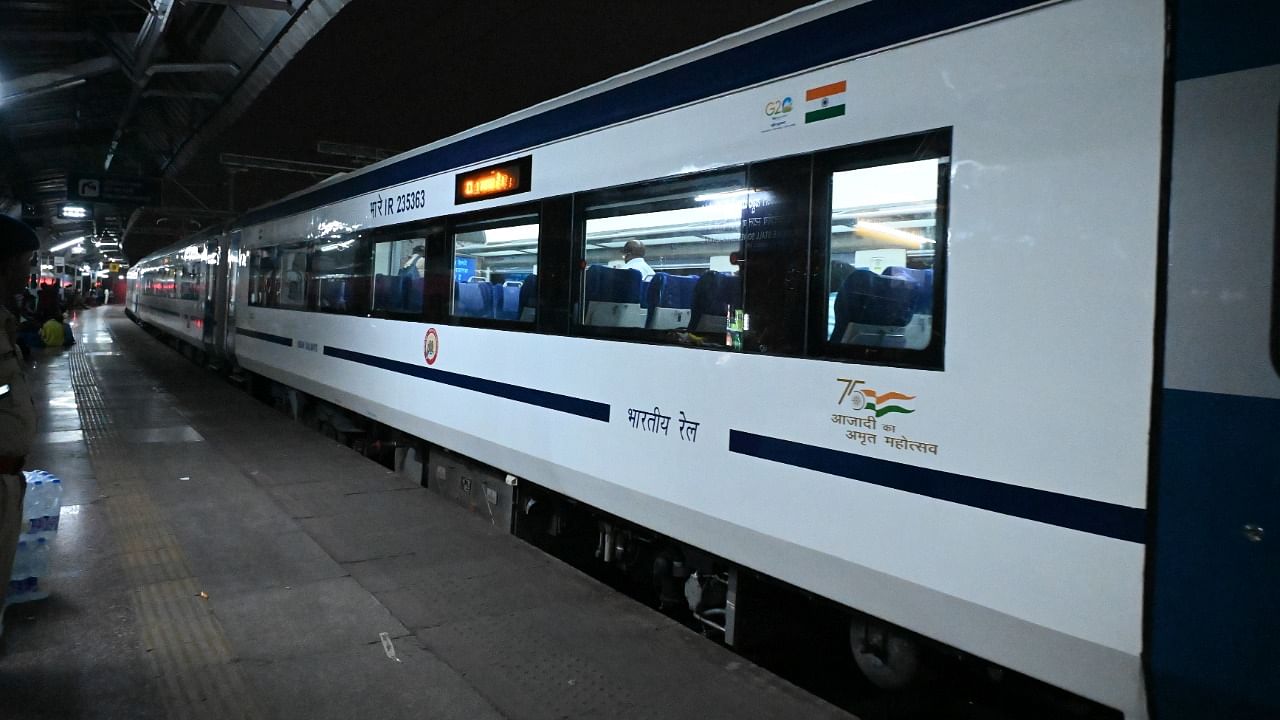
[7,116,116,134]
[132,0,176,61]
[0,78,87,105]
[165,0,344,176]
[105,0,178,171]
[185,0,294,11]
[140,89,223,101]
[316,140,392,164]
[144,62,240,78]
[3,1,88,11]
[0,56,119,103]
[220,152,358,177]
[0,30,92,44]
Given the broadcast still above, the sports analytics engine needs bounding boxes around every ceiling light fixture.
[49,236,86,252]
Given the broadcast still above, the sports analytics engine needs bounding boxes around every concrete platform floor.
[0,306,852,720]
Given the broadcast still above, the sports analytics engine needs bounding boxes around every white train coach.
[127,1,1279,718]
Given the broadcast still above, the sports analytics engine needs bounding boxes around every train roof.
[232,0,1045,230]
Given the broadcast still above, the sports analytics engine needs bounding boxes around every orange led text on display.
[462,169,518,198]
[454,156,531,204]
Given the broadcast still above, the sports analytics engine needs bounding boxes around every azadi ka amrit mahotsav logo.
[838,378,914,417]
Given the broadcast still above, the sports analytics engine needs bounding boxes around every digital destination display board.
[455,156,532,204]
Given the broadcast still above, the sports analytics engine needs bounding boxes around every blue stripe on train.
[1149,388,1280,718]
[729,429,1146,542]
[235,327,293,346]
[323,345,610,422]
[236,0,1041,229]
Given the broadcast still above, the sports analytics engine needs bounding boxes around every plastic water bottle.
[8,540,32,599]
[45,478,63,533]
[24,479,43,518]
[29,537,51,581]
[22,479,44,534]
[10,540,29,580]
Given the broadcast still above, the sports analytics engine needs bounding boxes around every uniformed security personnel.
[0,214,39,634]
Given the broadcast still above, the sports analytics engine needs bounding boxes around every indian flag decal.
[861,389,915,418]
[805,81,846,123]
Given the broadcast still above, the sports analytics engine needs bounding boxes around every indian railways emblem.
[423,327,440,366]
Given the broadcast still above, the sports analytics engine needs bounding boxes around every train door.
[202,237,221,352]
[222,230,242,362]
[128,271,139,315]
[1148,3,1280,717]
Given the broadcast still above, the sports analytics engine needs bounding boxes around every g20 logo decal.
[423,327,440,366]
[765,97,793,117]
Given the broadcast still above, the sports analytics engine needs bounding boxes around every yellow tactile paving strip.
[67,337,264,720]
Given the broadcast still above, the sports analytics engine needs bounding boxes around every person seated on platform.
[14,318,40,359]
[621,239,656,280]
[38,312,66,349]
[60,315,75,347]
[36,281,59,321]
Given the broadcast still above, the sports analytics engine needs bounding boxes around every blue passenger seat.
[688,271,741,334]
[322,281,347,312]
[645,272,698,330]
[519,275,537,322]
[456,281,494,318]
[494,282,523,321]
[884,266,934,314]
[374,274,393,310]
[584,265,645,327]
[831,268,931,349]
[406,277,424,312]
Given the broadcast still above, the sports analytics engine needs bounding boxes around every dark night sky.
[178,0,817,210]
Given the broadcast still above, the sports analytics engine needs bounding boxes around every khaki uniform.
[1,305,36,607]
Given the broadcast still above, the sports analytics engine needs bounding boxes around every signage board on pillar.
[67,174,160,204]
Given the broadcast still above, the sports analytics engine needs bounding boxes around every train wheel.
[849,614,921,690]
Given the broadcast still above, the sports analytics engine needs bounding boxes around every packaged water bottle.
[45,478,63,533]
[48,477,63,510]
[29,537,51,584]
[22,479,44,534]
[23,479,43,518]
[8,539,32,599]
[10,540,29,580]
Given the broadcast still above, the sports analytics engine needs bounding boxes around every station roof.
[0,0,815,266]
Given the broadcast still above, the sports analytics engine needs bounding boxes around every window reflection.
[451,216,539,321]
[372,238,426,314]
[828,159,939,350]
[310,236,371,315]
[581,173,745,333]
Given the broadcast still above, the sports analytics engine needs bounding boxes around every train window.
[275,244,310,309]
[178,246,206,301]
[579,170,746,336]
[247,248,276,307]
[309,234,371,315]
[371,237,426,315]
[160,265,174,298]
[816,129,949,368]
[143,263,173,298]
[450,213,539,322]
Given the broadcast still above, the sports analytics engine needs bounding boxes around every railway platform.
[0,306,851,720]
